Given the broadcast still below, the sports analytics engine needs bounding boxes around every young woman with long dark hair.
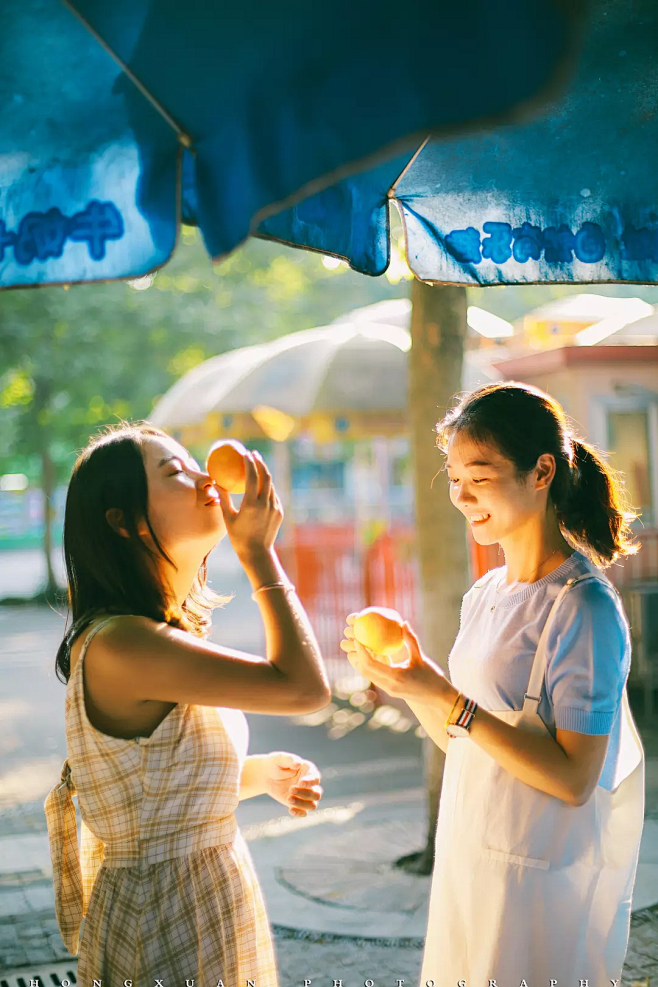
[342,381,645,984]
[45,422,331,986]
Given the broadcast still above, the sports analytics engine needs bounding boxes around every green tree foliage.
[0,229,406,488]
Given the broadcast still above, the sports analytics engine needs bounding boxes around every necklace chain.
[496,547,563,596]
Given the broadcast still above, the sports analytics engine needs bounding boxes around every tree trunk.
[40,440,58,598]
[394,280,470,876]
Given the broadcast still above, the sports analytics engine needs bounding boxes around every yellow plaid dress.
[44,616,278,987]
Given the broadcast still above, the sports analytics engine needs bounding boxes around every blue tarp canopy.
[0,0,577,289]
[260,0,658,285]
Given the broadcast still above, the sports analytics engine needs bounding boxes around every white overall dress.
[420,573,645,986]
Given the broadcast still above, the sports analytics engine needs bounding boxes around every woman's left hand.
[340,618,450,704]
[262,751,323,817]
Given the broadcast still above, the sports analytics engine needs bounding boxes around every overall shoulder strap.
[523,573,608,714]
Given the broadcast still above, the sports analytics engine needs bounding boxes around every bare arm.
[406,684,609,806]
[401,701,609,806]
[465,707,610,807]
[405,700,449,755]
[407,700,610,805]
[238,754,269,800]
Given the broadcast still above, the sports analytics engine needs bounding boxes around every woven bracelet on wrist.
[454,697,478,731]
[251,581,296,601]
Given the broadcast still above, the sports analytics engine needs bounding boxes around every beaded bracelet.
[251,581,296,601]
[445,690,464,732]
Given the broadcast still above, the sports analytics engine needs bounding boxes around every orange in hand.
[206,440,248,494]
[352,606,405,663]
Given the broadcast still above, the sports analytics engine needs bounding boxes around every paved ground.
[1,547,657,986]
[1,796,657,986]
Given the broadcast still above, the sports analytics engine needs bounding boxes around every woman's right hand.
[215,451,283,562]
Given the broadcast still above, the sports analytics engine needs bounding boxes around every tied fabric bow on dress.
[44,758,106,955]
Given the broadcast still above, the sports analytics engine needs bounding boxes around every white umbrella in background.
[332,296,514,340]
[151,299,511,434]
[152,320,411,426]
[150,320,414,537]
[332,298,412,329]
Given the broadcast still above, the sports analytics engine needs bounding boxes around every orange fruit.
[206,440,248,494]
[352,606,405,658]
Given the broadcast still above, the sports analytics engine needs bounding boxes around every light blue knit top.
[448,550,632,791]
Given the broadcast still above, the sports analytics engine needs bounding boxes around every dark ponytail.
[435,382,640,570]
[551,436,639,568]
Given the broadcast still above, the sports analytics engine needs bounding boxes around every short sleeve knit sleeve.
[545,578,631,735]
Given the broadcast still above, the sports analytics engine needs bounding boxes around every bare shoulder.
[70,614,176,692]
[88,613,199,688]
[70,613,163,671]
[94,612,178,650]
[70,615,178,738]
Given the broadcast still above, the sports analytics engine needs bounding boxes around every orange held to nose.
[352,606,405,661]
[206,440,248,494]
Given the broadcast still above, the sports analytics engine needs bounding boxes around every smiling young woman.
[342,381,645,985]
[45,422,331,986]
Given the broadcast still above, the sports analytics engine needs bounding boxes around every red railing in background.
[277,526,363,689]
[363,528,420,624]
